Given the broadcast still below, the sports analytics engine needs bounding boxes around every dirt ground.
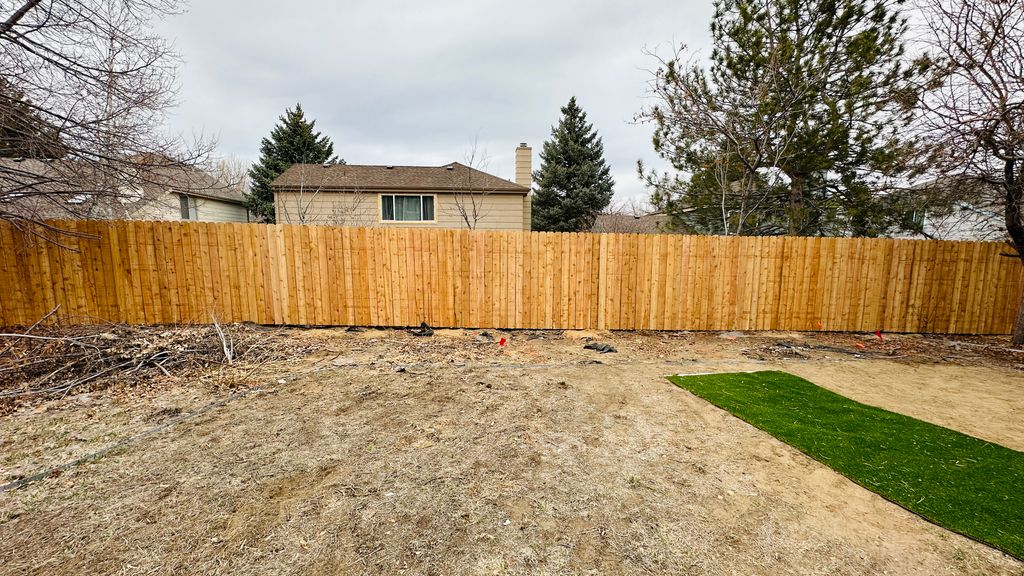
[1,327,1023,575]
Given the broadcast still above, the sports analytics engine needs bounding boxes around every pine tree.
[531,97,615,232]
[0,79,65,159]
[640,0,926,237]
[246,104,340,223]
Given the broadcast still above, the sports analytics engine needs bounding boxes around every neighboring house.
[133,167,249,223]
[0,158,249,223]
[897,178,1006,241]
[900,203,1006,241]
[592,212,675,234]
[272,144,533,230]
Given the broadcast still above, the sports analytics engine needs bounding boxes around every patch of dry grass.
[0,329,1022,575]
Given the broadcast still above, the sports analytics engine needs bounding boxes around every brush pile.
[0,324,308,407]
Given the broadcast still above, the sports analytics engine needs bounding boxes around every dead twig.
[211,312,234,365]
[22,304,61,335]
[0,323,311,406]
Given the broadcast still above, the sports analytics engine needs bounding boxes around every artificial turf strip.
[667,370,1024,560]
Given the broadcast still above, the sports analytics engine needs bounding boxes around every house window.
[381,194,434,222]
[902,208,926,231]
[179,195,197,220]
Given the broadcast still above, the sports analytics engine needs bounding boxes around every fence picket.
[0,220,1019,334]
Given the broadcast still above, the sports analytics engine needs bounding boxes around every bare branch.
[0,0,215,230]
[447,137,495,229]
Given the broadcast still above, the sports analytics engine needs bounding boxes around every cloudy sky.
[160,1,716,204]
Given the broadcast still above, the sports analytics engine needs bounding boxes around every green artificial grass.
[667,370,1024,560]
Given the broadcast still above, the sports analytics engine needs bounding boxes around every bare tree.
[593,198,672,233]
[277,163,329,225]
[916,0,1024,342]
[0,0,212,230]
[209,156,251,196]
[608,197,655,218]
[447,138,494,229]
[276,163,370,226]
[637,44,800,236]
[324,191,372,226]
[708,143,791,236]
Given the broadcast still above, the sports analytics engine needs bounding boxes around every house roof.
[0,158,245,221]
[271,162,529,194]
[161,170,245,205]
[592,213,675,234]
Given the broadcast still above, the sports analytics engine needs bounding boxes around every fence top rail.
[24,219,1013,248]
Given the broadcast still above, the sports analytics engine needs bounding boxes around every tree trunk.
[788,175,806,236]
[1003,158,1024,345]
[1014,294,1024,346]
[0,0,41,37]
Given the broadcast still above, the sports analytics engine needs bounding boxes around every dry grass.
[1,328,1023,575]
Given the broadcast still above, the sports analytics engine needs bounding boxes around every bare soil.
[1,328,1023,575]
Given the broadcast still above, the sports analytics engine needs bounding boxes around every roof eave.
[174,190,247,205]
[270,184,529,195]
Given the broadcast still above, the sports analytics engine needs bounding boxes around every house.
[271,144,532,230]
[897,178,1006,241]
[0,158,249,223]
[133,165,249,223]
[899,203,1005,241]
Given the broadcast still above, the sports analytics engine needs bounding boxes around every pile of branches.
[0,323,299,405]
[742,339,899,361]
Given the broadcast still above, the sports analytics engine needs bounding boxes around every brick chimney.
[515,143,533,230]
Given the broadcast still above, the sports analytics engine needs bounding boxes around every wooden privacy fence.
[0,220,1021,334]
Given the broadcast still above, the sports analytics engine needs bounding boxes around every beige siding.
[126,192,180,221]
[275,191,378,226]
[195,198,249,222]
[275,190,526,230]
[515,145,532,188]
[127,193,248,223]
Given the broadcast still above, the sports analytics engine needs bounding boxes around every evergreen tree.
[647,146,790,235]
[531,97,615,231]
[0,79,65,159]
[246,104,340,223]
[639,0,927,236]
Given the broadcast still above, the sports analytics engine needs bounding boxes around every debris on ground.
[743,341,810,360]
[743,339,905,361]
[583,342,617,353]
[410,322,434,337]
[147,406,182,421]
[0,325,313,413]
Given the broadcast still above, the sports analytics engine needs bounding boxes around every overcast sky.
[160,1,715,204]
